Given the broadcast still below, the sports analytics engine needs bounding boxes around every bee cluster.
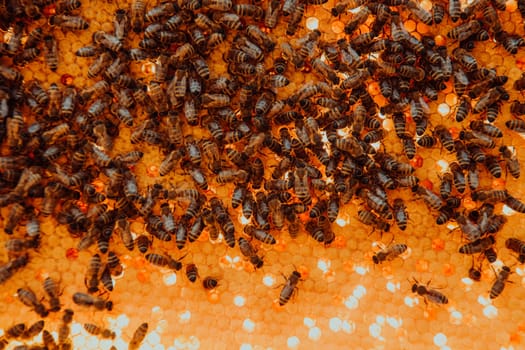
[1,0,525,347]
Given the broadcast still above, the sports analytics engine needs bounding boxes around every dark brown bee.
[43,35,58,72]
[244,225,276,245]
[373,243,408,264]
[279,270,302,306]
[43,276,61,312]
[459,236,495,254]
[49,14,90,30]
[6,322,26,338]
[411,278,448,304]
[55,0,80,13]
[415,186,445,210]
[203,276,219,290]
[498,146,520,179]
[21,319,44,339]
[73,292,112,310]
[83,323,116,339]
[433,125,455,152]
[447,20,480,41]
[100,264,114,292]
[506,238,525,263]
[185,263,199,283]
[490,266,512,299]
[392,198,408,231]
[108,251,123,276]
[17,287,49,317]
[129,323,148,350]
[357,209,390,232]
[85,253,101,293]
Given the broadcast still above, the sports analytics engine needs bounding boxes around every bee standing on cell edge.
[17,287,49,317]
[279,270,302,306]
[373,243,408,264]
[43,276,61,312]
[490,265,512,299]
[202,276,219,289]
[129,323,148,350]
[410,278,448,305]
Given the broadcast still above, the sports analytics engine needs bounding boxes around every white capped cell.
[179,310,191,323]
[329,317,342,332]
[306,17,319,30]
[516,267,525,276]
[71,322,83,335]
[502,205,516,216]
[478,295,490,306]
[369,323,382,339]
[303,317,316,328]
[341,320,356,334]
[371,141,381,151]
[404,296,417,307]
[344,296,359,309]
[433,333,447,347]
[239,215,250,225]
[317,258,331,273]
[99,339,113,350]
[188,336,200,350]
[386,317,402,329]
[146,331,161,346]
[287,336,300,348]
[336,218,348,227]
[234,295,246,307]
[308,327,321,341]
[437,103,450,116]
[483,305,498,319]
[117,314,130,328]
[163,272,177,286]
[354,265,368,275]
[437,160,449,172]
[375,315,385,326]
[73,334,87,349]
[353,285,367,299]
[240,344,253,350]
[386,281,399,293]
[450,310,463,325]
[462,277,474,286]
[263,274,276,287]
[243,319,255,333]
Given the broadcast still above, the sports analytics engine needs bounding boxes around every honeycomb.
[1,0,525,349]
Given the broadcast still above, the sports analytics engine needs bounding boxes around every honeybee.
[43,35,58,72]
[72,292,112,310]
[244,225,276,245]
[447,20,481,41]
[459,236,495,254]
[490,265,512,299]
[49,14,90,30]
[279,270,302,306]
[145,253,184,270]
[373,242,408,264]
[129,323,148,350]
[202,276,219,289]
[43,276,61,312]
[411,278,448,305]
[17,287,49,317]
[357,209,391,232]
[498,146,520,179]
[506,238,525,263]
[107,251,123,276]
[83,323,116,339]
[185,263,199,282]
[433,125,455,152]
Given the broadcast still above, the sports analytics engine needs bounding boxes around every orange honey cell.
[510,332,521,344]
[65,248,79,260]
[297,265,310,280]
[60,74,74,86]
[136,270,150,284]
[463,197,477,210]
[146,165,159,177]
[415,259,429,273]
[207,289,220,304]
[92,180,105,192]
[410,155,424,169]
[331,236,347,248]
[420,179,434,191]
[443,263,455,277]
[492,178,506,190]
[331,20,345,33]
[432,239,445,252]
[273,239,287,252]
[449,127,460,139]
